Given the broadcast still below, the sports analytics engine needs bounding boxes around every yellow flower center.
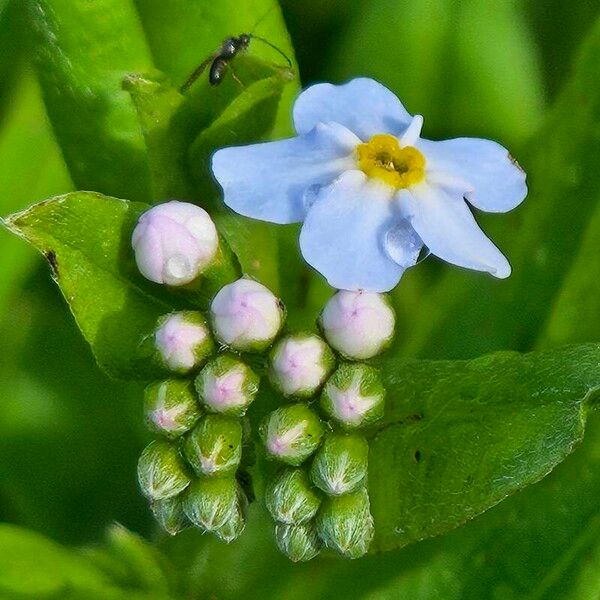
[356,134,426,189]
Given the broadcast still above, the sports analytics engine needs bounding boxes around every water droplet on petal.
[384,221,423,268]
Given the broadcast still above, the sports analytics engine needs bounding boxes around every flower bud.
[132,201,219,286]
[266,468,321,525]
[210,278,284,352]
[151,496,189,536]
[316,488,374,559]
[137,440,191,500]
[260,404,325,466]
[319,291,395,359]
[214,495,246,543]
[310,433,369,496]
[320,364,385,430]
[154,311,214,374]
[275,523,322,562]
[182,476,238,531]
[144,379,201,438]
[183,415,242,477]
[195,355,259,416]
[269,333,335,398]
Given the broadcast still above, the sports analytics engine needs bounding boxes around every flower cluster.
[131,75,527,561]
[260,290,391,560]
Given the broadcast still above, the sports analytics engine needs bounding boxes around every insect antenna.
[249,34,292,68]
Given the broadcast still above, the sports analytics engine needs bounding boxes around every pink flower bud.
[269,333,335,398]
[319,291,395,359]
[210,278,284,352]
[155,312,214,374]
[132,201,218,286]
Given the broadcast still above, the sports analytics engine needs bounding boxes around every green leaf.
[0,524,175,599]
[83,524,174,595]
[3,192,171,380]
[123,71,195,202]
[28,0,154,202]
[0,73,72,313]
[396,15,600,360]
[368,343,600,552]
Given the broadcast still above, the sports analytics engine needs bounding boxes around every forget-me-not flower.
[212,78,527,292]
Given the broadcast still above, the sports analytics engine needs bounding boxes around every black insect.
[180,33,292,92]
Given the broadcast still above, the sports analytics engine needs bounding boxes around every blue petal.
[404,183,511,278]
[211,123,359,224]
[299,171,405,292]
[418,137,527,213]
[293,78,412,141]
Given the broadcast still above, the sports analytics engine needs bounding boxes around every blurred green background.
[1,0,600,598]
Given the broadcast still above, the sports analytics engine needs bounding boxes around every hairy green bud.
[269,333,335,398]
[182,477,238,531]
[260,404,325,466]
[214,497,246,543]
[144,379,201,438]
[320,363,385,430]
[316,488,374,559]
[275,523,322,562]
[183,415,242,477]
[195,355,259,416]
[266,469,321,525]
[310,433,369,496]
[151,496,189,536]
[137,440,191,500]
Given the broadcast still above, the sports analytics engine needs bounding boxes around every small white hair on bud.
[320,290,395,359]
[269,333,335,398]
[132,200,218,286]
[154,312,213,374]
[210,277,284,352]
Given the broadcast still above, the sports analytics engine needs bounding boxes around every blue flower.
[212,78,527,292]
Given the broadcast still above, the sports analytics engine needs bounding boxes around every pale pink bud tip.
[155,312,213,373]
[320,291,395,359]
[270,334,335,398]
[210,278,284,352]
[132,200,218,286]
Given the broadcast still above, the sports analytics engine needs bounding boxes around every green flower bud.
[183,415,242,477]
[195,355,259,416]
[182,477,238,531]
[320,363,385,430]
[310,433,369,496]
[151,496,189,536]
[144,379,201,438]
[275,523,322,562]
[213,500,246,543]
[269,333,335,398]
[260,404,325,466]
[154,311,214,374]
[137,440,191,500]
[316,488,374,559]
[266,469,321,525]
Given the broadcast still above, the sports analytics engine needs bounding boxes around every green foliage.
[2,0,600,597]
[28,0,154,202]
[4,192,170,380]
[0,523,175,599]
[369,344,600,551]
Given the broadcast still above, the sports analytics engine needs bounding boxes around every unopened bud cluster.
[133,203,284,542]
[131,204,395,559]
[137,274,281,540]
[261,290,392,561]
